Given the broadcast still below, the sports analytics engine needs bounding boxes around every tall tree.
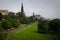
[21,3,24,14]
[21,3,25,17]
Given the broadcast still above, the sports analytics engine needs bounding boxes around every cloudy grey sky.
[0,0,60,18]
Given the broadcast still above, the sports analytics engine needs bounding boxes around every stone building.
[0,10,9,15]
[35,15,41,20]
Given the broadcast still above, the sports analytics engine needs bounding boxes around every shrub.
[22,18,31,24]
[2,20,12,29]
[38,19,49,33]
[20,17,31,24]
[0,31,7,40]
[38,19,60,33]
[0,22,7,40]
[49,19,60,32]
[10,19,20,28]
[0,22,3,31]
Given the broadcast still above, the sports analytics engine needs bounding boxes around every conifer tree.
[21,3,25,17]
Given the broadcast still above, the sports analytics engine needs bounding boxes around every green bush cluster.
[49,19,60,32]
[0,31,6,40]
[10,19,20,28]
[19,16,36,24]
[38,19,60,33]
[38,19,49,33]
[0,18,20,40]
[2,19,20,29]
[2,20,12,29]
[0,22,7,40]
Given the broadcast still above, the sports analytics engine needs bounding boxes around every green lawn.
[6,22,54,40]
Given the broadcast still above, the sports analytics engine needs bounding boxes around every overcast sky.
[0,0,60,18]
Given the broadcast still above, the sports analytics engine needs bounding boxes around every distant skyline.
[0,0,60,18]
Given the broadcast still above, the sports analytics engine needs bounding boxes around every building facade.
[0,10,9,15]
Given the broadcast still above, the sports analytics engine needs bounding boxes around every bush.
[0,22,7,40]
[38,19,49,33]
[22,18,32,24]
[2,20,12,29]
[20,17,31,24]
[0,31,6,40]
[0,22,3,31]
[10,19,20,28]
[49,19,60,32]
[38,19,60,33]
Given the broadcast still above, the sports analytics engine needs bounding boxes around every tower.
[33,12,35,17]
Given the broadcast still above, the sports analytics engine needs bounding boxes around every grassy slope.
[6,22,53,40]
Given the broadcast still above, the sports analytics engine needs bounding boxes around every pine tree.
[21,3,25,17]
[21,3,24,14]
[20,3,26,23]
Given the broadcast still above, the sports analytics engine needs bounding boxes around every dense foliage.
[38,19,49,33]
[49,19,60,32]
[2,20,12,29]
[10,19,20,28]
[38,18,60,40]
[0,22,7,40]
[38,19,60,33]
